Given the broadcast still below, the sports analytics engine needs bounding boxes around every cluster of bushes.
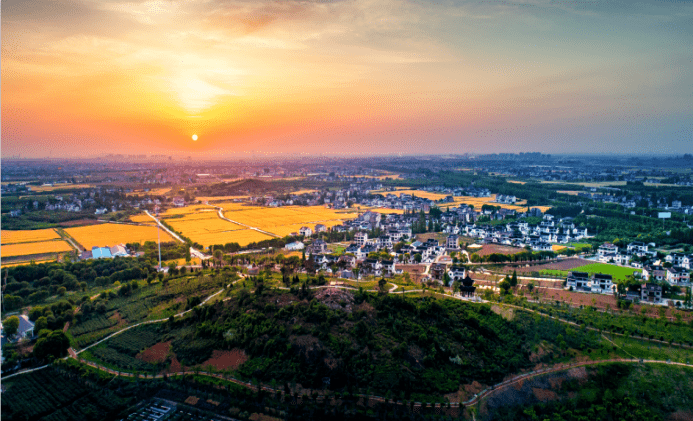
[2,258,153,311]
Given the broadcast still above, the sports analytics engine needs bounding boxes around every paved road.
[145,210,209,259]
[145,210,185,243]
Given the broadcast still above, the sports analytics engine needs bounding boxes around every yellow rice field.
[129,214,157,224]
[160,204,215,216]
[552,245,567,252]
[1,259,57,268]
[165,210,252,246]
[218,204,359,233]
[1,229,60,244]
[370,188,551,213]
[65,223,175,249]
[161,203,362,245]
[29,183,93,192]
[361,207,405,215]
[126,188,171,197]
[2,240,73,257]
[195,196,249,203]
[289,190,318,195]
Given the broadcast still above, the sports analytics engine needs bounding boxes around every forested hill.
[176,287,597,401]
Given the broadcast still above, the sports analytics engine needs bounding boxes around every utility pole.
[157,221,162,271]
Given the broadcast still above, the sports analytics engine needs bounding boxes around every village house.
[446,234,460,249]
[666,266,690,286]
[590,273,614,294]
[566,271,590,292]
[354,231,369,247]
[641,283,663,303]
[643,265,666,281]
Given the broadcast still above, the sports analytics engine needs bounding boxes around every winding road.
[5,279,692,411]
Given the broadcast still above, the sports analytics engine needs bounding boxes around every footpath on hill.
[6,280,693,410]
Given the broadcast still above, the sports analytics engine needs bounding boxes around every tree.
[443,271,451,287]
[34,316,48,333]
[510,270,518,288]
[378,278,387,293]
[414,253,422,264]
[33,330,70,360]
[499,280,512,295]
[214,249,223,267]
[3,316,19,337]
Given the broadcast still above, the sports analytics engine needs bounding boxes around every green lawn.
[541,262,642,281]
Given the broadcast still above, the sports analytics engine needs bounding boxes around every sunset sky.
[2,0,692,157]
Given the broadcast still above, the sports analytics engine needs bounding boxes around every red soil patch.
[476,244,523,257]
[668,410,693,421]
[136,341,171,363]
[200,349,248,371]
[508,258,593,273]
[164,355,189,374]
[532,387,558,401]
[536,287,618,309]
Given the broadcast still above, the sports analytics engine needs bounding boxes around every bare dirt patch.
[668,410,693,421]
[355,301,376,317]
[476,244,523,257]
[314,287,355,313]
[509,258,593,273]
[137,341,171,364]
[490,304,515,320]
[532,387,558,401]
[165,355,189,374]
[536,287,617,310]
[200,349,248,371]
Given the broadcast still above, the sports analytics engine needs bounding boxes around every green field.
[541,262,642,281]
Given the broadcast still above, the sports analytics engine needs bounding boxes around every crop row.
[70,314,119,336]
[4,370,88,419]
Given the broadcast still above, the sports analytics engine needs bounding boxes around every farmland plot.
[1,240,73,257]
[164,209,268,246]
[218,204,359,237]
[1,228,60,244]
[370,188,551,212]
[65,223,175,249]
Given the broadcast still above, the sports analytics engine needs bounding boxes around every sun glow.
[192,134,198,141]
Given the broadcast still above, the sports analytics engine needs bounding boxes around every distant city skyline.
[2,0,692,157]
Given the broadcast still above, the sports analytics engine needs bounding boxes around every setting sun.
[192,134,198,141]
